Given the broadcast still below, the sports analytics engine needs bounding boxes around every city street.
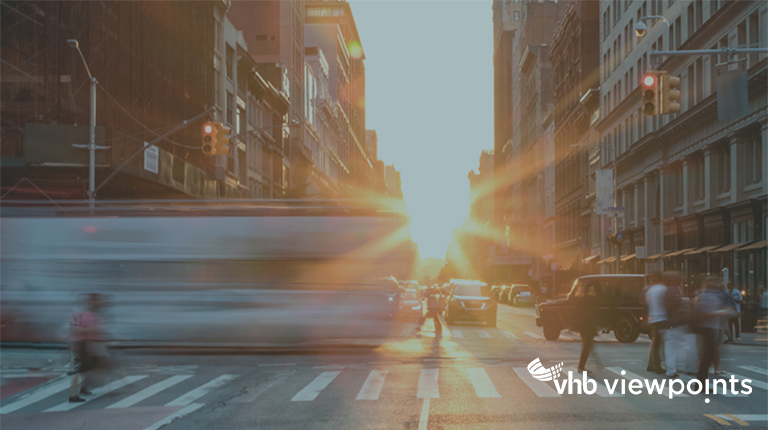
[2,306,766,430]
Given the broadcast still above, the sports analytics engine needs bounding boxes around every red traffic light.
[203,124,214,134]
[642,74,656,87]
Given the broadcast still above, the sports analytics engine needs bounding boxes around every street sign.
[596,170,614,215]
[636,246,646,259]
[616,232,624,242]
[605,206,625,218]
[144,142,159,174]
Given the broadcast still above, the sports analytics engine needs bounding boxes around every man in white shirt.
[645,272,666,373]
[728,284,742,341]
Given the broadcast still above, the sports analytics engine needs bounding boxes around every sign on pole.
[635,246,646,259]
[596,169,614,215]
[144,142,159,174]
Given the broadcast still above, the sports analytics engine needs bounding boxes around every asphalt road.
[2,305,767,430]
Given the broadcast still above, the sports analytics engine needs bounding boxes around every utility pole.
[68,40,108,208]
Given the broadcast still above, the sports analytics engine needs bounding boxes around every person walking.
[760,289,768,319]
[693,277,736,382]
[645,272,666,374]
[662,272,686,378]
[577,283,600,373]
[422,287,442,338]
[727,284,743,341]
[68,294,103,403]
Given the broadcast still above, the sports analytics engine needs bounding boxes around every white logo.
[527,357,563,382]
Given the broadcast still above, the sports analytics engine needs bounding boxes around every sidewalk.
[726,330,768,346]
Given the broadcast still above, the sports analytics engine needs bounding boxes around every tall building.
[503,0,570,286]
[549,1,600,291]
[492,0,522,227]
[1,1,222,199]
[228,0,306,195]
[305,1,372,195]
[597,0,766,294]
[385,165,403,200]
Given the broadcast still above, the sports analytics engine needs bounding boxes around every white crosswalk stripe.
[45,375,149,412]
[417,369,439,399]
[467,368,500,398]
[501,331,517,340]
[166,374,238,406]
[722,371,768,391]
[451,329,464,338]
[513,367,561,397]
[0,378,71,414]
[399,327,414,337]
[524,331,544,340]
[291,371,340,402]
[476,330,492,338]
[739,366,768,377]
[107,375,193,408]
[678,374,746,398]
[356,370,388,400]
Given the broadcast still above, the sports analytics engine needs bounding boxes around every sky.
[351,0,494,259]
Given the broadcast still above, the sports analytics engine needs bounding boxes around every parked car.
[508,285,534,306]
[444,280,497,327]
[535,274,649,343]
[491,286,502,302]
[498,285,512,304]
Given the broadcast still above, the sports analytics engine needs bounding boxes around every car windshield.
[453,284,490,297]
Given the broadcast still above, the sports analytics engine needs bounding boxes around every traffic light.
[202,121,217,156]
[215,123,232,155]
[641,71,659,116]
[659,71,681,114]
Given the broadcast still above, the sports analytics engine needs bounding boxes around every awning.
[621,254,636,262]
[710,242,748,253]
[582,254,601,264]
[645,254,664,261]
[556,254,579,271]
[664,248,696,258]
[739,240,767,251]
[684,245,723,256]
[597,256,617,264]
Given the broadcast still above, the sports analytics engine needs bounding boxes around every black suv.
[535,275,649,343]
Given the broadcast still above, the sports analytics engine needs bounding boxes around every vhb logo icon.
[527,357,563,382]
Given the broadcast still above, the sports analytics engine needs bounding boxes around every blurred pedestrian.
[645,272,666,374]
[760,289,768,319]
[68,294,104,403]
[693,277,736,382]
[421,287,442,337]
[661,271,685,378]
[727,283,742,341]
[577,283,601,373]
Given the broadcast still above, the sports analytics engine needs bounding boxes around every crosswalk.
[396,324,651,344]
[2,363,765,415]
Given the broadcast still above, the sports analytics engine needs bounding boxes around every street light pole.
[68,39,106,208]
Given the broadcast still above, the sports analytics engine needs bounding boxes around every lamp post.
[68,39,106,208]
[573,141,621,274]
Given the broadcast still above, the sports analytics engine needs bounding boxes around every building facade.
[597,0,767,295]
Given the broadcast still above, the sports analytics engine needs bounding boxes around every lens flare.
[348,41,363,60]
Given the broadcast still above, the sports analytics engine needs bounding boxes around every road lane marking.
[232,374,290,403]
[477,330,492,338]
[291,371,340,402]
[259,363,296,367]
[418,398,430,430]
[705,414,732,426]
[417,369,439,399]
[722,371,768,391]
[606,368,688,397]
[399,327,413,337]
[107,375,192,408]
[0,378,71,414]
[739,366,768,376]
[718,414,768,424]
[467,368,501,398]
[501,331,517,340]
[513,368,561,397]
[165,374,238,406]
[524,331,544,340]
[45,375,148,412]
[143,403,204,430]
[451,329,464,338]
[561,332,580,341]
[562,368,623,397]
[356,370,388,400]
[723,414,749,426]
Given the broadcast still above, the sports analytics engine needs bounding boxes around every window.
[746,135,763,185]
[226,45,234,79]
[718,143,731,193]
[675,17,682,48]
[226,92,234,125]
[514,11,519,21]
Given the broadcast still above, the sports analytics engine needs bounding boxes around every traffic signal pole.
[650,47,768,57]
